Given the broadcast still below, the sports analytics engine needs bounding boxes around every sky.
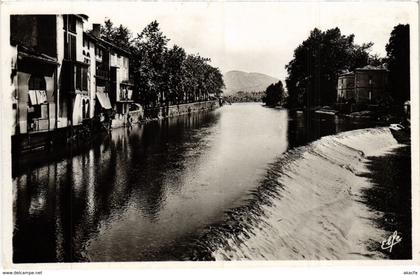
[80,1,416,81]
[26,1,416,81]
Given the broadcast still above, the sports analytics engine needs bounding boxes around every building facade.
[337,65,388,104]
[84,25,135,128]
[58,14,91,128]
[337,72,355,103]
[10,14,135,153]
[10,15,59,137]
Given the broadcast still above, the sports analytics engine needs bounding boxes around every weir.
[188,128,406,260]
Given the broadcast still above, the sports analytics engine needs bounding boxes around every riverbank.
[143,100,220,119]
[12,100,221,177]
[360,145,411,259]
[11,100,221,156]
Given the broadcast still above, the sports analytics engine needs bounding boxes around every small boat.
[315,109,338,115]
[389,123,411,145]
[314,106,339,115]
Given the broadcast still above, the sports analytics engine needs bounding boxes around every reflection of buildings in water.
[287,112,333,148]
[13,164,60,262]
[13,110,222,262]
[286,111,376,149]
[87,149,96,217]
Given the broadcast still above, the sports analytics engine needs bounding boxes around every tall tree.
[100,19,132,49]
[100,19,115,41]
[131,21,169,106]
[285,27,374,108]
[386,24,410,104]
[163,45,187,104]
[98,19,224,107]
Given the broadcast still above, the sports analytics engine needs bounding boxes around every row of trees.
[285,25,410,109]
[99,20,224,107]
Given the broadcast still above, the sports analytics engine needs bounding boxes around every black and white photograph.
[0,0,419,272]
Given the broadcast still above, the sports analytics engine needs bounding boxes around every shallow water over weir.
[13,103,408,262]
[187,128,406,260]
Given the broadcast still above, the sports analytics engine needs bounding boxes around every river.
[12,103,409,262]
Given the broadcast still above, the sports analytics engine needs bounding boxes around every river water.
[12,103,409,262]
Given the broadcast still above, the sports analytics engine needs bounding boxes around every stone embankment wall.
[145,100,220,119]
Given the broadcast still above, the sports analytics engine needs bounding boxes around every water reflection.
[287,111,374,148]
[13,103,375,262]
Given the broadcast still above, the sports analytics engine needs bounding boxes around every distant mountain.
[223,70,279,95]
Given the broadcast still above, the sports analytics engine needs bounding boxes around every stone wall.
[144,100,220,119]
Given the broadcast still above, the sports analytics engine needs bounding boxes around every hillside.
[223,70,279,95]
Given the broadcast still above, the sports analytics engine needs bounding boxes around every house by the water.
[337,65,389,109]
[10,14,138,153]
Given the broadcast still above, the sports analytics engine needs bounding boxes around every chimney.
[92,23,101,38]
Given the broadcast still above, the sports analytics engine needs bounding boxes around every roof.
[84,32,131,56]
[77,14,89,21]
[338,72,354,77]
[355,65,388,71]
[17,45,59,65]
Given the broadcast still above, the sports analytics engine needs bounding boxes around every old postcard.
[0,0,419,273]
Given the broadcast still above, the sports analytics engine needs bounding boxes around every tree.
[97,19,224,108]
[368,53,385,67]
[100,19,132,49]
[181,54,224,103]
[285,27,374,108]
[163,45,187,104]
[262,81,285,106]
[183,54,207,102]
[386,24,410,105]
[131,21,169,107]
[100,19,115,41]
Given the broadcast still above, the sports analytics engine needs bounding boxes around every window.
[82,67,88,91]
[27,75,48,131]
[82,99,90,119]
[75,66,88,91]
[63,15,77,34]
[83,37,90,50]
[29,75,46,91]
[64,32,76,60]
[76,66,81,90]
[95,47,103,57]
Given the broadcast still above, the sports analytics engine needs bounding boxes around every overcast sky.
[78,2,414,80]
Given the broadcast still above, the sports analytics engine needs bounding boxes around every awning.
[96,87,112,109]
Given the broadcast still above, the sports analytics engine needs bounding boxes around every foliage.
[100,19,132,49]
[131,21,169,106]
[285,27,376,108]
[262,81,285,106]
[99,20,225,107]
[163,45,187,104]
[385,24,410,104]
[224,91,264,103]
